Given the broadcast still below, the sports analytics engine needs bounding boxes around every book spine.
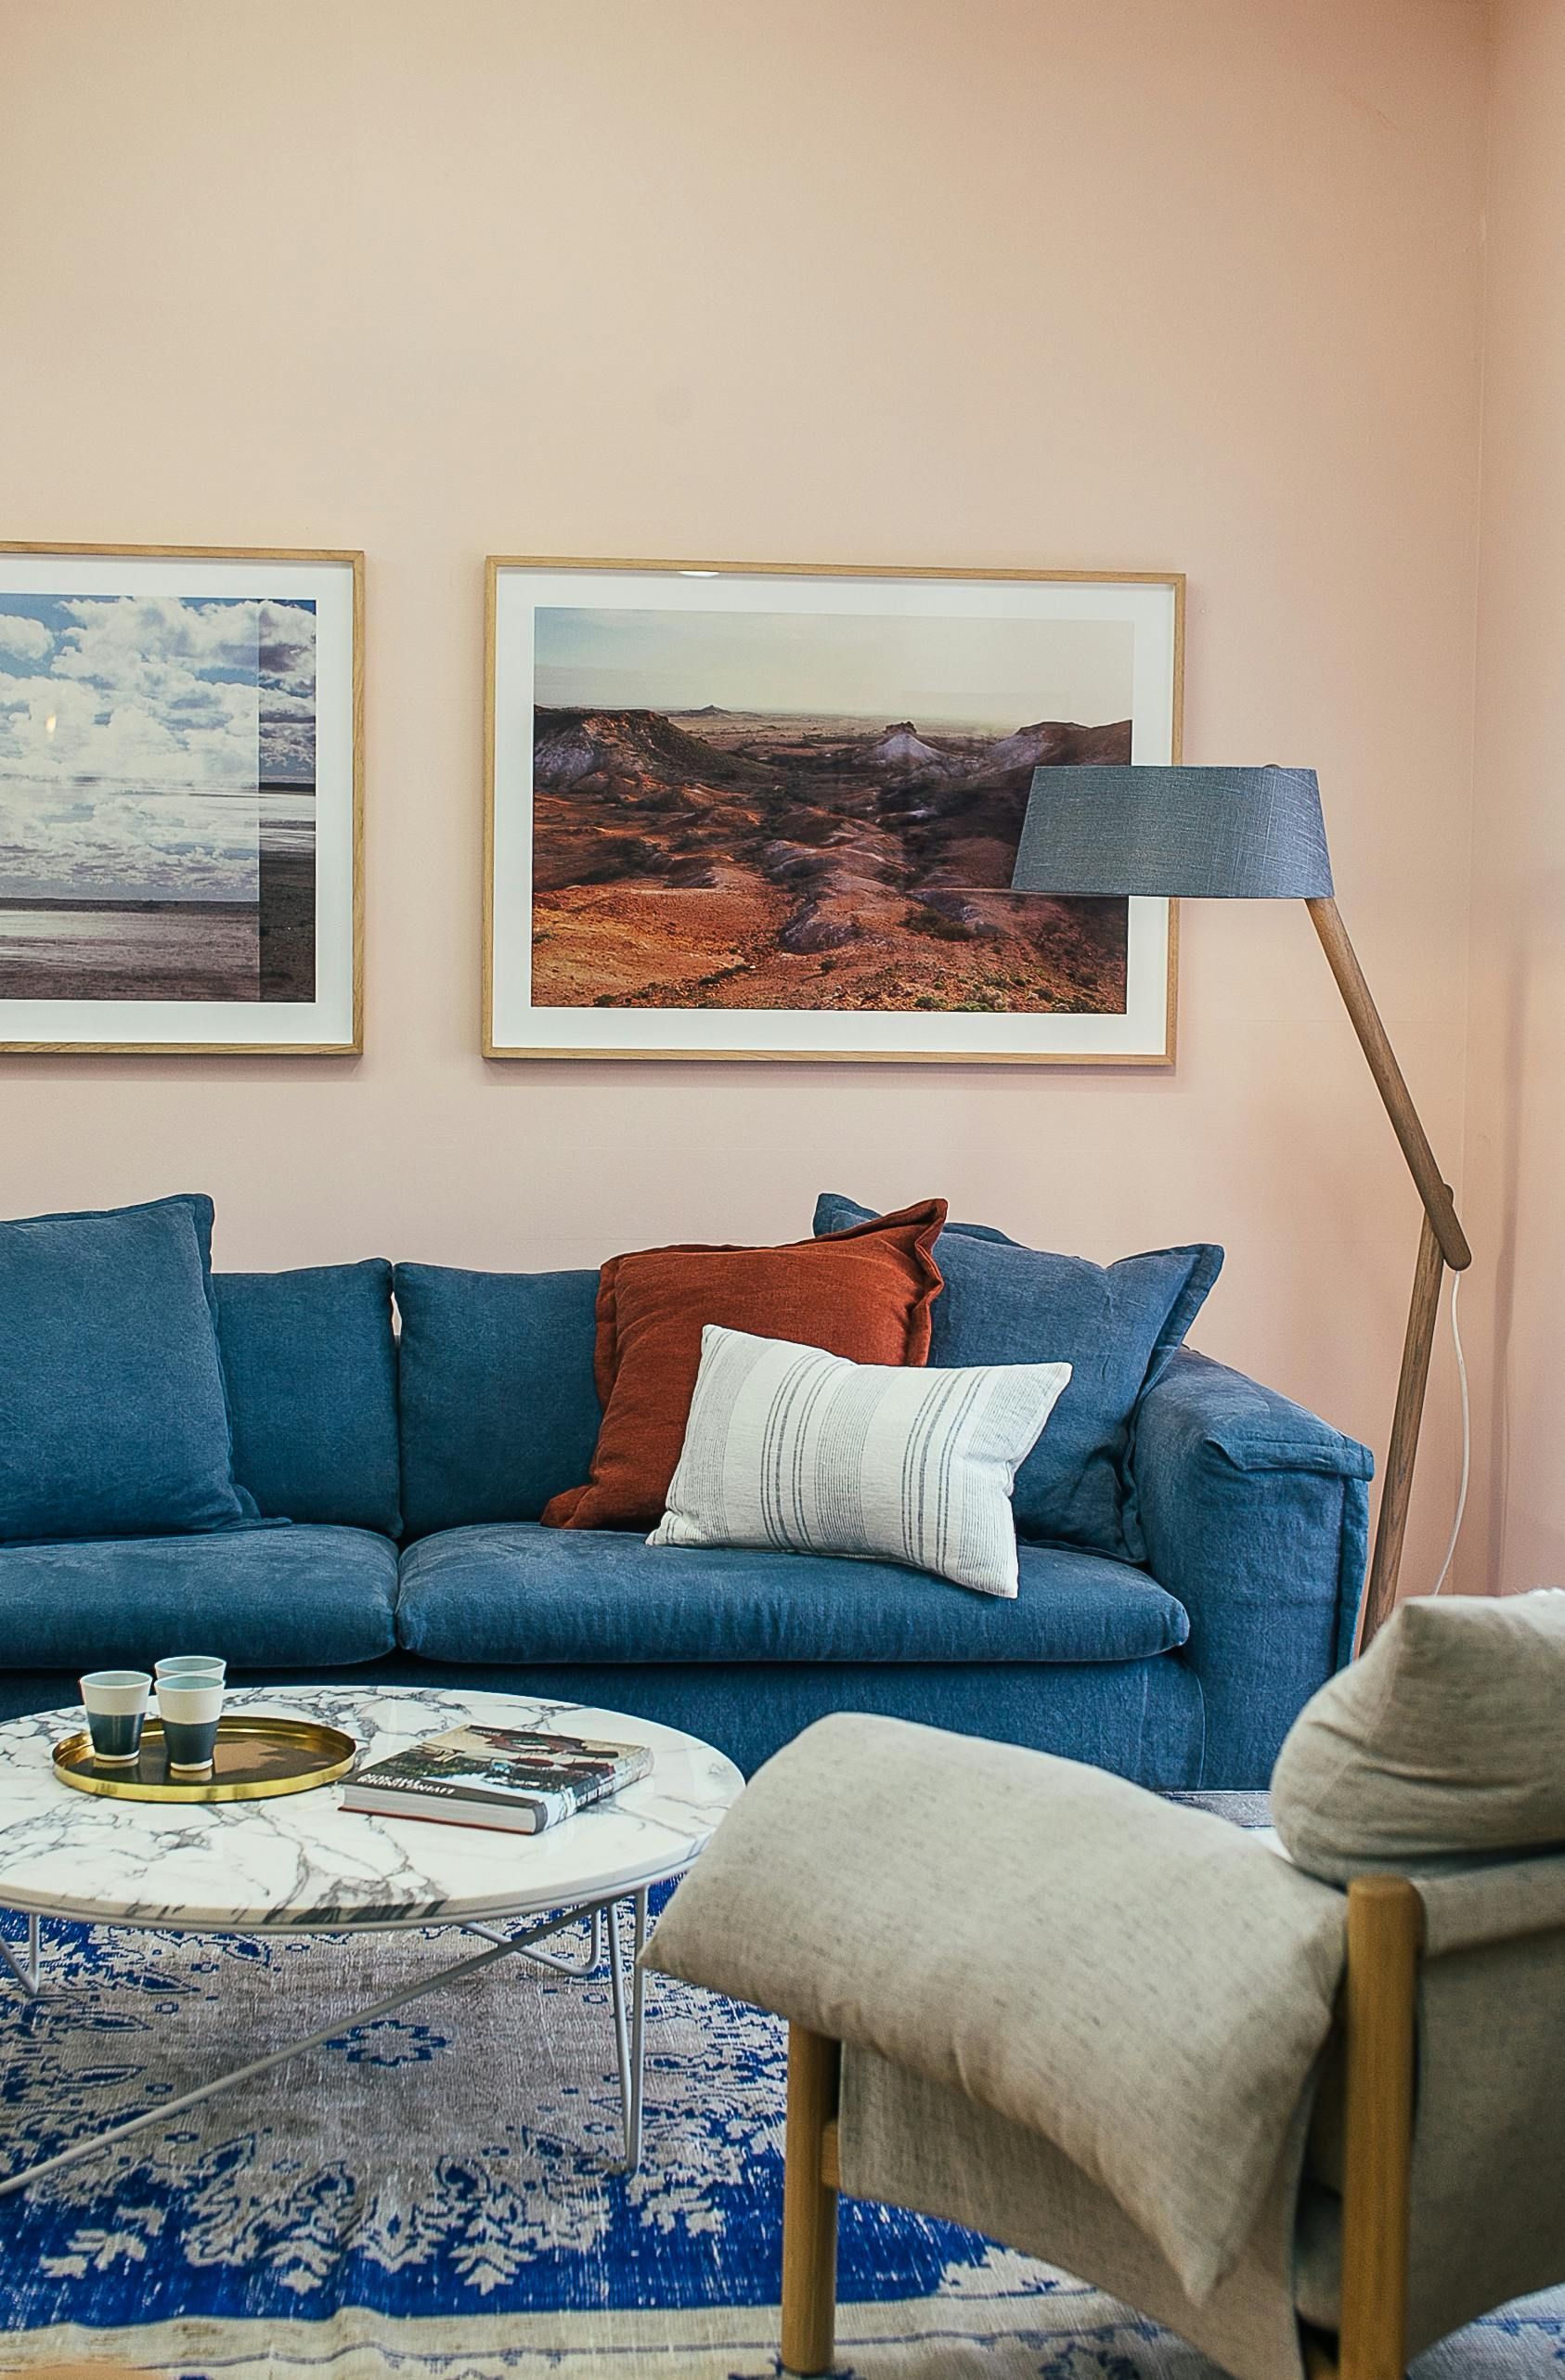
[343,1756,650,1830]
[366,1777,525,1808]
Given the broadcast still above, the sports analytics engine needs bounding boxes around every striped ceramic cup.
[80,1670,151,1766]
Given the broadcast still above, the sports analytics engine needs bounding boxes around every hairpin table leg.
[1,1913,41,1996]
[628,1889,648,2171]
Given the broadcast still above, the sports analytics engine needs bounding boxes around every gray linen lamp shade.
[1010,764,1335,900]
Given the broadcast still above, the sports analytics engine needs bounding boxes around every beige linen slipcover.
[646,1697,1565,2380]
[644,1714,1348,2303]
[1272,1588,1565,1878]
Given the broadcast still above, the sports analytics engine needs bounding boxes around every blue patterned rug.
[1,1908,1561,2378]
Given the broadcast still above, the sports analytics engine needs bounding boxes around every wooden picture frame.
[485,557,1183,1066]
[0,542,364,1054]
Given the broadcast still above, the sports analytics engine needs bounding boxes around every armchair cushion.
[1273,1590,1565,1882]
[645,1712,1346,2303]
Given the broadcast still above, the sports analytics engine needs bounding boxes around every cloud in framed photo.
[55,589,255,662]
[258,600,316,701]
[0,782,261,901]
[258,599,317,784]
[0,594,264,787]
[0,662,258,786]
[0,612,54,663]
[0,592,275,901]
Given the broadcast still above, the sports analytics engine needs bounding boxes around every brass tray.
[53,1715,357,1804]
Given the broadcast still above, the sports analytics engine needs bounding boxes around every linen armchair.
[645,1594,1565,2380]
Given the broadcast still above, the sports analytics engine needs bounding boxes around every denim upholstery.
[394,1262,601,1537]
[395,1525,1190,1667]
[814,1193,1222,1561]
[0,1232,1367,1791]
[381,1656,1205,1783]
[0,1652,1201,1784]
[1132,1348,1373,1787]
[0,1194,253,1545]
[214,1262,401,1534]
[0,1525,398,1672]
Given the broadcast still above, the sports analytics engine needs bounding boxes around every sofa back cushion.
[1272,1590,1565,1881]
[213,1261,401,1535]
[813,1194,1222,1560]
[394,1261,602,1538]
[0,1193,253,1545]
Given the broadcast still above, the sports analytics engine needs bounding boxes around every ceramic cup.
[80,1670,151,1766]
[153,1654,226,1684]
[155,1674,226,1776]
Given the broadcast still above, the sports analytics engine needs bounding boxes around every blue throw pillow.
[213,1261,402,1536]
[813,1194,1222,1560]
[0,1194,255,1546]
[394,1262,603,1539]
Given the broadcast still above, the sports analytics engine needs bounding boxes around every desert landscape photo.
[527,603,1135,1016]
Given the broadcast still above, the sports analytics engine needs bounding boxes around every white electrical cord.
[1429,1269,1470,1596]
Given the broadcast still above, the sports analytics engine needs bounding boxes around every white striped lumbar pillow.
[647,1325,1072,1598]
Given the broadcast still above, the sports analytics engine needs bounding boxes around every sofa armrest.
[1132,1349,1374,1789]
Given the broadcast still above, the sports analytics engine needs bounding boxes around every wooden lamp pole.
[1307,899,1472,1649]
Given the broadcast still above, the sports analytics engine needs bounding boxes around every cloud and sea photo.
[0,589,317,1005]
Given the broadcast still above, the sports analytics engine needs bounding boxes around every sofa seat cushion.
[0,1524,398,1672]
[395,1524,1190,1667]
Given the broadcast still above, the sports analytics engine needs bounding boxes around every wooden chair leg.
[782,2024,841,2376]
[1336,1876,1423,2380]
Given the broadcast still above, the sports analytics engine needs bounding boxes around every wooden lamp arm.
[1307,899,1470,1273]
[1305,899,1469,1648]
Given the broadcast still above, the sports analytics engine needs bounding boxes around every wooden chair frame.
[780,1875,1424,2380]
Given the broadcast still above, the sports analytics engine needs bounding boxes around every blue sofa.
[0,1257,1373,1785]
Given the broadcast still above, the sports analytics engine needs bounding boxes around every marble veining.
[0,1688,744,1932]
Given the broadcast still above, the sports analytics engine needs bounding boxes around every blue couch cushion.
[0,1524,398,1671]
[213,1261,401,1534]
[0,1194,254,1546]
[394,1262,602,1538]
[394,1524,1189,1667]
[814,1193,1222,1562]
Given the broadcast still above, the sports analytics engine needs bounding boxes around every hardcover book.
[340,1725,653,1834]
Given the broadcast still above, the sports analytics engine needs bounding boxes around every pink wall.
[1461,0,1565,1593]
[0,0,1488,1590]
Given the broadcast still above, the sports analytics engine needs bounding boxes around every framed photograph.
[485,557,1182,1065]
[0,543,362,1054]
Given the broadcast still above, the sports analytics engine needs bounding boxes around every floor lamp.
[1012,764,1471,1651]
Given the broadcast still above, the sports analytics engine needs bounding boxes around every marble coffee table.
[0,1684,743,2198]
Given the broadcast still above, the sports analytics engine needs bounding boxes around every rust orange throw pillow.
[542,1198,947,1533]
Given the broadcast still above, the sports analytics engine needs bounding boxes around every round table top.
[0,1686,744,1933]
